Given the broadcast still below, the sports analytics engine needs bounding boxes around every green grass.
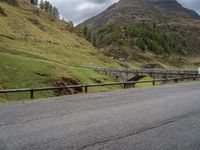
[135,76,161,88]
[0,52,122,102]
[0,53,55,101]
[65,67,122,93]
[0,36,121,67]
[1,0,184,103]
[0,0,127,102]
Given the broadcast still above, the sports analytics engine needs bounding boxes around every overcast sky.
[48,0,200,25]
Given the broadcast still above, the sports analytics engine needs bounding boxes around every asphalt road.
[0,82,200,150]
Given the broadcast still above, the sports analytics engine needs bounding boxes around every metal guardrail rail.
[0,76,199,100]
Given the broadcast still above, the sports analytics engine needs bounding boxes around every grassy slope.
[0,0,123,102]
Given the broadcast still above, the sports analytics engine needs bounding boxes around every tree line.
[82,26,96,46]
[27,0,60,18]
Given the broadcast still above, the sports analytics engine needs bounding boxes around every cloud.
[48,0,200,25]
[48,0,119,25]
[177,0,200,14]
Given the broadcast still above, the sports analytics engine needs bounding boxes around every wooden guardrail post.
[123,83,126,89]
[153,81,155,86]
[30,89,34,99]
[85,86,88,93]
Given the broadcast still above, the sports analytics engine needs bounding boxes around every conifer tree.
[92,36,96,46]
[39,0,44,9]
[83,26,88,37]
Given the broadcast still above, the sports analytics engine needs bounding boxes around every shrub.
[106,32,123,45]
[136,38,145,51]
[97,24,113,34]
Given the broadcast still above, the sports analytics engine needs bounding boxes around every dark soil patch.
[33,9,40,16]
[141,63,164,69]
[0,34,15,40]
[90,77,102,83]
[35,72,49,77]
[27,18,45,31]
[53,77,82,96]
[0,7,6,16]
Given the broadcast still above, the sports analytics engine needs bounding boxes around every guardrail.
[0,76,199,100]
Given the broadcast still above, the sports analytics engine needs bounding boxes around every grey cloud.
[177,0,200,14]
[48,0,200,25]
[86,0,109,4]
[48,0,119,24]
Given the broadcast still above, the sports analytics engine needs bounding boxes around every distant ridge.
[79,0,200,29]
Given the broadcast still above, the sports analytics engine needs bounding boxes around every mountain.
[0,0,125,102]
[78,0,200,68]
[79,0,200,29]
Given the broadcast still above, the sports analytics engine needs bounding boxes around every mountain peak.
[79,0,200,29]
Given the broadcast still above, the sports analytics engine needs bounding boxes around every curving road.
[0,82,200,150]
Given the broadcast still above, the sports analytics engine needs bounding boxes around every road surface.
[0,82,200,150]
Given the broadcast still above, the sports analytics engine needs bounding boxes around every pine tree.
[30,0,35,5]
[87,29,91,41]
[44,1,50,12]
[34,0,38,5]
[69,21,74,27]
[48,3,53,14]
[39,0,44,9]
[83,26,88,37]
[29,0,38,5]
[92,36,96,46]
[52,7,59,18]
[38,0,60,18]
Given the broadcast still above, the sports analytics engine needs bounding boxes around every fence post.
[174,79,178,83]
[193,78,196,81]
[30,89,34,99]
[85,86,88,93]
[123,83,126,89]
[153,81,155,86]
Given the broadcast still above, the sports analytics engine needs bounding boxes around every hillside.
[0,0,128,102]
[78,0,200,66]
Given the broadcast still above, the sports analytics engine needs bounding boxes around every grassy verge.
[135,76,161,88]
[0,52,122,102]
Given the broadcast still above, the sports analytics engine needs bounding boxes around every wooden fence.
[0,76,199,100]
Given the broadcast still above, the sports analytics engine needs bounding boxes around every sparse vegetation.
[78,0,200,68]
[91,24,193,57]
[0,0,124,102]
[26,0,60,18]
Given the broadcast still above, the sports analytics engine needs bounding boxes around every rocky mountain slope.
[80,0,200,29]
[79,0,200,67]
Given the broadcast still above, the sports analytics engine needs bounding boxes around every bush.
[106,32,123,45]
[136,38,145,51]
[97,24,113,34]
[146,39,165,55]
